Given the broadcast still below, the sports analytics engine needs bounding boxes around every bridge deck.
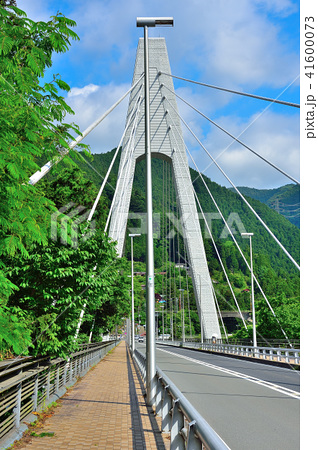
[15,341,168,450]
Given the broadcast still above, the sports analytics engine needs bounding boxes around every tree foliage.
[8,227,130,357]
[76,150,300,341]
[4,166,131,357]
[0,5,131,358]
[0,4,81,289]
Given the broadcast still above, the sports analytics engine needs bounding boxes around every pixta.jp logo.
[51,202,96,248]
[126,212,247,239]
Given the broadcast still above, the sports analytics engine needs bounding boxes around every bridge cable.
[161,95,292,344]
[111,96,142,239]
[184,137,293,346]
[188,147,293,345]
[73,91,143,341]
[29,74,144,186]
[164,106,247,330]
[161,83,300,186]
[86,84,144,224]
[104,94,142,234]
[193,187,248,329]
[174,189,230,340]
[159,72,300,108]
[164,95,300,271]
[162,117,231,338]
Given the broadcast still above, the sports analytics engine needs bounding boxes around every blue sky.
[20,0,300,189]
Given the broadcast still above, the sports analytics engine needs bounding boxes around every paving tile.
[16,341,168,450]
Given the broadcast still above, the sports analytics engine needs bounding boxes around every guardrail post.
[75,357,78,378]
[171,398,185,449]
[70,358,73,381]
[13,379,22,429]
[155,376,163,417]
[55,362,60,395]
[46,366,51,401]
[187,420,202,450]
[32,371,39,411]
[63,360,68,386]
[161,385,172,433]
[295,351,299,364]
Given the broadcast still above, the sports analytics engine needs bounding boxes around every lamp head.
[136,17,174,27]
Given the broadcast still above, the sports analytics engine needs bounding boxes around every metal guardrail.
[159,340,300,365]
[0,340,118,449]
[133,349,229,450]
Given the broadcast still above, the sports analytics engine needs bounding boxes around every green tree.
[0,4,89,356]
[255,293,300,340]
[5,165,131,357]
[7,228,129,357]
[0,4,82,295]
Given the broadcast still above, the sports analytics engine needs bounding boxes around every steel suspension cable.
[159,71,300,108]
[161,83,300,186]
[104,102,140,235]
[29,74,144,185]
[171,154,229,338]
[163,109,228,338]
[163,101,291,344]
[193,188,247,328]
[164,96,300,270]
[104,94,142,234]
[184,140,293,346]
[110,101,141,238]
[166,114,247,331]
[87,84,144,224]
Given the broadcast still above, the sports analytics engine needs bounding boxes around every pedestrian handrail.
[0,340,118,449]
[133,349,230,450]
[158,340,300,365]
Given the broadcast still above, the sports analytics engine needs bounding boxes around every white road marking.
[158,348,300,400]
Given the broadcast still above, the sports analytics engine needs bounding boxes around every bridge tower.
[108,38,221,339]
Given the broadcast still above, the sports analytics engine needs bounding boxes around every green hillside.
[73,149,300,276]
[229,185,300,228]
[36,148,300,341]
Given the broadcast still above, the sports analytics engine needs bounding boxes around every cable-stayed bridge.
[3,23,300,450]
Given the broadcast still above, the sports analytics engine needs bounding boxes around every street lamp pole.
[179,289,185,344]
[129,233,140,353]
[170,298,174,341]
[199,274,203,344]
[241,232,257,350]
[136,16,174,406]
[161,296,165,340]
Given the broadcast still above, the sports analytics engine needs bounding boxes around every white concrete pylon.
[108,38,221,339]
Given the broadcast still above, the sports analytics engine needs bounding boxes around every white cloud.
[18,0,299,189]
[187,109,299,189]
[68,84,100,98]
[254,0,298,16]
[65,82,130,154]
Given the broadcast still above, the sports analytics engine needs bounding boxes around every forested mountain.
[66,148,300,338]
[35,148,300,342]
[229,184,300,228]
[1,2,299,359]
[71,149,300,277]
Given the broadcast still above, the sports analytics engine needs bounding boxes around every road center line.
[158,348,300,400]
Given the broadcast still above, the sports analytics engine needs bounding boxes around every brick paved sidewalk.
[16,341,169,450]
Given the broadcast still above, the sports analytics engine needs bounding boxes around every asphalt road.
[136,342,300,450]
